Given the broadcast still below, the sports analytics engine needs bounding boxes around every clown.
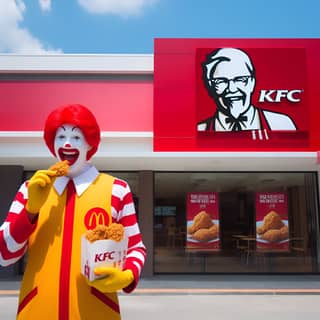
[0,104,146,319]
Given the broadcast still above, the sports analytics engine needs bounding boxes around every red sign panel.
[0,81,153,131]
[255,192,289,251]
[186,192,220,251]
[196,47,307,132]
[154,38,320,151]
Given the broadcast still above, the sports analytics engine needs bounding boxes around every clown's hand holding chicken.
[25,169,56,215]
[26,160,69,221]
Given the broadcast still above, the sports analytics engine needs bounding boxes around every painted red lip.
[58,148,79,166]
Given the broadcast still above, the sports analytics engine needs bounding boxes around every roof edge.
[0,54,154,74]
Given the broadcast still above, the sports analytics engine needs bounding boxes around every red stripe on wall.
[0,81,153,131]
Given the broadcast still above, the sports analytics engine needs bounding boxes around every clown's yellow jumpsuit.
[0,167,146,319]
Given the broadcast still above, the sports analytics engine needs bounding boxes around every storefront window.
[154,172,319,273]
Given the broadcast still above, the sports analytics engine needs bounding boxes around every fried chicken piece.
[261,226,289,243]
[257,211,284,234]
[49,160,69,177]
[107,223,124,242]
[279,225,289,239]
[191,224,219,242]
[85,225,108,243]
[256,225,265,235]
[209,224,219,236]
[85,223,124,242]
[261,229,281,242]
[187,211,214,234]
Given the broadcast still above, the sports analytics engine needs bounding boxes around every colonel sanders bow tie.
[225,115,248,131]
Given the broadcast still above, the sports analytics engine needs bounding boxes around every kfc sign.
[259,90,303,103]
[197,47,305,132]
[153,39,320,152]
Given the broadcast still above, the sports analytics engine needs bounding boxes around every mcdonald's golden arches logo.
[84,207,110,230]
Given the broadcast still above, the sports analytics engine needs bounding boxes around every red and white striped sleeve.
[111,178,146,293]
[0,182,36,267]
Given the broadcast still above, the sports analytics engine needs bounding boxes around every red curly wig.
[44,104,101,160]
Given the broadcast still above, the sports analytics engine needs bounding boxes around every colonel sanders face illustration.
[203,48,256,119]
[198,48,298,133]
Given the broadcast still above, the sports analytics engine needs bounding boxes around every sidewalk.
[136,274,320,294]
[1,275,320,320]
[1,274,320,295]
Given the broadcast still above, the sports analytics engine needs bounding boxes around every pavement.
[1,274,320,319]
[136,274,320,293]
[2,274,320,294]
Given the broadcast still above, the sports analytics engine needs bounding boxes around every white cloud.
[38,0,51,12]
[77,0,158,16]
[0,0,61,53]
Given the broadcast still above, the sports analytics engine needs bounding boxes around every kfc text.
[94,251,116,262]
[259,89,303,103]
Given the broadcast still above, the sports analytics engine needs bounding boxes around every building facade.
[0,38,320,278]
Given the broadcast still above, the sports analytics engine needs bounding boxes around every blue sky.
[1,0,320,54]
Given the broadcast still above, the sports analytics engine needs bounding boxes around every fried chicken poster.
[186,192,220,251]
[256,192,289,251]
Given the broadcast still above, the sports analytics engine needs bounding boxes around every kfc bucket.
[81,224,128,281]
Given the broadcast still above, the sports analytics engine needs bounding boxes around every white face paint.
[54,124,91,177]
